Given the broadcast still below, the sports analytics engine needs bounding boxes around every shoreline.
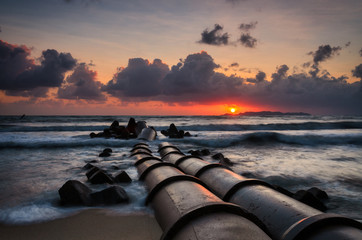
[0,209,162,240]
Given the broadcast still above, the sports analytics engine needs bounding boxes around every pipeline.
[131,143,272,240]
[158,142,362,240]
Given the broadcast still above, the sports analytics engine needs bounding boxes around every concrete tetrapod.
[158,143,362,240]
[131,144,271,240]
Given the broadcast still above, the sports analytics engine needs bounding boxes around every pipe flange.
[281,213,362,240]
[145,175,209,205]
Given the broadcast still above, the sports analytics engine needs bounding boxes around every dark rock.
[201,149,210,156]
[58,180,92,206]
[126,118,137,135]
[103,148,112,153]
[89,132,97,138]
[188,150,201,156]
[212,153,224,160]
[114,171,132,183]
[110,120,119,128]
[83,163,95,170]
[161,129,169,136]
[184,132,191,137]
[90,186,129,205]
[99,151,111,157]
[307,187,329,201]
[89,170,114,184]
[169,123,179,135]
[111,165,120,170]
[293,190,327,212]
[220,157,233,166]
[86,166,101,179]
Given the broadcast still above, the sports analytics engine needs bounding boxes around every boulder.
[58,180,92,206]
[212,153,225,160]
[201,149,210,156]
[99,151,111,157]
[89,170,114,184]
[86,166,100,179]
[307,187,329,201]
[114,171,132,183]
[126,118,137,135]
[83,163,95,170]
[293,190,327,212]
[89,132,97,138]
[220,157,233,166]
[90,186,129,205]
[110,120,119,129]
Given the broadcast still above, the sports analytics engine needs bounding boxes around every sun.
[230,108,236,113]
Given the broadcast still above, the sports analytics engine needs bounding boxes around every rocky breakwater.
[58,147,132,206]
[89,117,157,140]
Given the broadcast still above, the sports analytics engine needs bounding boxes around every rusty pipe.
[159,143,362,240]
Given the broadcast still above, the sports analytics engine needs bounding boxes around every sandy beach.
[0,209,162,240]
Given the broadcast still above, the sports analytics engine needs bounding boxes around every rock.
[99,151,111,157]
[201,149,210,156]
[111,165,120,170]
[89,132,97,138]
[58,180,92,206]
[293,190,327,212]
[90,186,129,205]
[110,120,119,128]
[212,153,224,160]
[86,166,101,179]
[220,157,233,166]
[188,150,202,156]
[135,121,147,136]
[103,128,112,138]
[168,123,179,135]
[83,163,95,170]
[307,187,329,201]
[114,171,132,183]
[126,118,137,136]
[184,132,191,137]
[89,170,114,184]
[103,148,112,153]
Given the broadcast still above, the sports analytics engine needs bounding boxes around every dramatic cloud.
[58,63,106,101]
[199,24,229,46]
[239,21,258,32]
[103,51,361,114]
[103,58,169,99]
[239,33,257,48]
[0,40,76,97]
[352,64,362,79]
[309,44,342,65]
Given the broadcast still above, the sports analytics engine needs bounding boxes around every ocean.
[0,115,361,224]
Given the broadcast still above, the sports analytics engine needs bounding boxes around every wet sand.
[0,209,162,240]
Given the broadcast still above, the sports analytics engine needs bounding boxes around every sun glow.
[230,108,236,113]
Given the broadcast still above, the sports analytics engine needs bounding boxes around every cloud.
[309,44,342,65]
[0,40,77,97]
[103,58,169,100]
[352,64,362,79]
[58,63,106,101]
[104,51,362,114]
[199,24,229,46]
[239,21,258,32]
[239,33,257,48]
[229,62,239,68]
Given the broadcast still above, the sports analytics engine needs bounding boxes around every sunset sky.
[0,0,361,115]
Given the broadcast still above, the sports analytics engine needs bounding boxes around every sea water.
[0,115,361,224]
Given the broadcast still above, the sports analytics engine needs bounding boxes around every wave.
[183,121,362,132]
[173,131,362,148]
[0,125,107,132]
[2,121,362,133]
[0,138,142,149]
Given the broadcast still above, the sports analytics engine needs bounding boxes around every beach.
[0,209,162,240]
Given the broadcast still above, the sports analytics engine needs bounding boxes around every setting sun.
[230,108,236,113]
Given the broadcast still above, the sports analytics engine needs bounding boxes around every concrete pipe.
[132,145,271,240]
[137,127,157,141]
[159,144,362,240]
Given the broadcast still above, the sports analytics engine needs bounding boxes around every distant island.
[224,111,311,116]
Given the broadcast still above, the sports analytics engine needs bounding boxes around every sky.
[0,0,361,115]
